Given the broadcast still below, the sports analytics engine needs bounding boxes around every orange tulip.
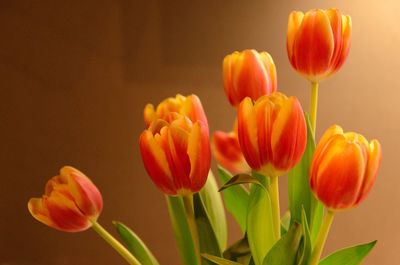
[140,113,211,196]
[237,92,307,177]
[287,8,352,82]
[144,94,208,128]
[212,127,251,175]
[223,49,277,106]
[310,125,382,210]
[28,166,103,232]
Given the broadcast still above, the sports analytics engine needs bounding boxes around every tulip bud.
[310,125,382,210]
[144,94,208,128]
[28,166,103,232]
[287,8,352,82]
[223,49,277,106]
[237,92,307,177]
[140,113,211,196]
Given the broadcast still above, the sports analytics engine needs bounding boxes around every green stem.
[309,210,335,265]
[310,81,319,136]
[91,221,141,265]
[182,194,201,264]
[270,175,281,240]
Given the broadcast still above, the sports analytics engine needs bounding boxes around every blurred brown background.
[1,0,398,264]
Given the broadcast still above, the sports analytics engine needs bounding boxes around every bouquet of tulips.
[28,8,382,265]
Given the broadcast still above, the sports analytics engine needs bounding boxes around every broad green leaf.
[297,208,312,265]
[113,221,160,265]
[247,184,275,265]
[166,196,199,265]
[217,167,249,232]
[310,201,324,246]
[201,254,242,265]
[194,193,222,264]
[223,234,251,262]
[219,173,263,192]
[262,223,303,265]
[280,211,291,236]
[319,241,377,265]
[200,171,228,250]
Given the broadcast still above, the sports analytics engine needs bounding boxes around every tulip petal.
[325,8,343,68]
[183,95,208,127]
[287,11,304,62]
[332,15,352,73]
[144,104,156,128]
[28,198,55,228]
[259,52,277,93]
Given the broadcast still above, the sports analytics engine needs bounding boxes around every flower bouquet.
[28,8,382,265]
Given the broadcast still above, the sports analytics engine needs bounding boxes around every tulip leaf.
[219,173,264,192]
[113,221,160,265]
[166,196,199,265]
[319,241,377,265]
[247,181,275,265]
[296,208,312,265]
[280,211,291,236]
[200,171,228,250]
[217,166,250,232]
[262,223,303,265]
[223,234,251,262]
[201,254,242,265]
[194,193,222,264]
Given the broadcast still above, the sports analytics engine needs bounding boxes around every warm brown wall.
[1,1,399,264]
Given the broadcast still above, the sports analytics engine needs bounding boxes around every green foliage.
[202,254,242,265]
[319,241,377,265]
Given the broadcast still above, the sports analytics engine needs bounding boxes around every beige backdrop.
[1,0,399,264]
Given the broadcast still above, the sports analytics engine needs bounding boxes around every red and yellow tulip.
[237,92,307,177]
[223,49,277,106]
[28,166,103,232]
[310,125,382,210]
[140,113,211,196]
[287,8,352,82]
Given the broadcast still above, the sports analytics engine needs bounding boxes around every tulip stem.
[309,209,335,265]
[182,194,201,265]
[310,81,319,136]
[270,175,281,240]
[91,221,142,265]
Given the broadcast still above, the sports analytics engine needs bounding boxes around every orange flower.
[223,49,277,106]
[287,8,352,82]
[310,125,382,210]
[237,92,307,177]
[212,125,251,175]
[28,166,103,232]
[140,113,211,196]
[144,94,208,128]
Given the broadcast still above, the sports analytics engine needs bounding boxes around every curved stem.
[270,175,281,240]
[309,210,335,265]
[310,81,319,136]
[182,194,201,264]
[91,221,141,265]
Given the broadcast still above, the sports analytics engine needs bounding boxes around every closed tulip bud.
[144,94,208,128]
[310,125,382,210]
[287,8,352,82]
[28,166,103,232]
[223,49,277,106]
[140,113,211,196]
[237,92,307,177]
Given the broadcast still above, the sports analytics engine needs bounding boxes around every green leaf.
[194,193,222,264]
[247,184,275,265]
[319,241,377,265]
[166,196,199,265]
[297,208,312,265]
[113,221,160,265]
[201,254,242,265]
[310,201,324,246]
[200,171,228,250]
[262,223,303,265]
[219,173,264,192]
[217,167,249,232]
[223,234,251,262]
[280,211,291,236]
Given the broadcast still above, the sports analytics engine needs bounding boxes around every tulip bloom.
[223,49,277,106]
[213,129,251,175]
[144,94,208,128]
[140,113,211,196]
[287,8,352,82]
[28,166,103,232]
[310,125,382,210]
[237,92,307,177]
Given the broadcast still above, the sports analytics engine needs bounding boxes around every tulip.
[139,113,211,196]
[287,8,352,82]
[28,166,103,232]
[223,49,277,106]
[310,125,382,210]
[144,94,208,128]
